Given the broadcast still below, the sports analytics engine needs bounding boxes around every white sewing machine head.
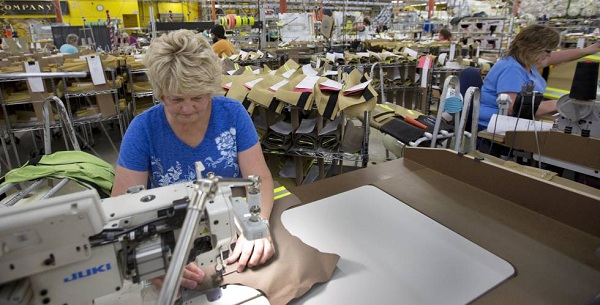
[0,177,268,305]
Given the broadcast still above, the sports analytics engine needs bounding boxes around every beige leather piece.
[221,193,340,305]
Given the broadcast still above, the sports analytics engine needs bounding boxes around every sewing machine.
[556,94,600,138]
[0,175,269,305]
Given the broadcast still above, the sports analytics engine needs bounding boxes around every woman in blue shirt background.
[479,24,600,130]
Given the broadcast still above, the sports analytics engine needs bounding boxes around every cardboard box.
[96,94,117,117]
[504,130,600,170]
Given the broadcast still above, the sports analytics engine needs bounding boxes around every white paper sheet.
[302,64,319,77]
[86,56,106,86]
[486,114,553,135]
[321,70,338,76]
[244,78,264,89]
[24,61,44,93]
[282,68,297,79]
[295,75,320,90]
[319,79,343,91]
[269,79,289,92]
[403,47,418,59]
[343,79,371,95]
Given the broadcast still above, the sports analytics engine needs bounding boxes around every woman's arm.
[226,142,275,272]
[111,166,149,196]
[546,42,600,66]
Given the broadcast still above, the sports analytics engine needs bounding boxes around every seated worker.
[479,24,600,131]
[59,33,79,54]
[210,25,235,57]
[438,28,452,42]
[352,17,372,41]
[478,24,600,156]
[121,32,138,47]
[111,29,275,289]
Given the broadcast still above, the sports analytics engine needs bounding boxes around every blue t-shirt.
[479,56,546,128]
[59,44,78,54]
[117,96,258,188]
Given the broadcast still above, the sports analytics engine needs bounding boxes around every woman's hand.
[151,262,205,290]
[225,235,275,272]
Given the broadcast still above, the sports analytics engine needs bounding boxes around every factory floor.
[0,121,393,199]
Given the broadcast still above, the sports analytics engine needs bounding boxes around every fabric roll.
[318,117,342,151]
[262,120,293,153]
[318,133,340,150]
[293,118,318,150]
[294,133,318,150]
[262,131,292,153]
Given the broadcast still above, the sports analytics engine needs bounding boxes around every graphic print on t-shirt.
[204,128,239,176]
[151,157,197,186]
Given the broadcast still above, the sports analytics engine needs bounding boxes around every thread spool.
[581,129,591,137]
[569,61,599,100]
[564,125,573,134]
[235,15,242,28]
[227,14,236,29]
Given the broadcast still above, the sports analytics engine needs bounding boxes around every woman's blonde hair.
[142,29,221,99]
[506,24,560,69]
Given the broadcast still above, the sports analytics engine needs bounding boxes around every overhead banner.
[0,1,69,15]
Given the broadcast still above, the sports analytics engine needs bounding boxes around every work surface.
[289,149,600,305]
[283,185,514,304]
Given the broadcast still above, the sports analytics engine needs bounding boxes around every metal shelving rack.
[0,71,88,171]
[60,68,125,155]
[0,76,60,169]
[125,66,155,118]
[261,109,370,185]
[453,17,513,54]
[62,68,125,138]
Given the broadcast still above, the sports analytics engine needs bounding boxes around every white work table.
[283,185,514,305]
